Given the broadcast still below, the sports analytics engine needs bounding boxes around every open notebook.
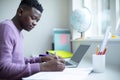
[22,68,92,80]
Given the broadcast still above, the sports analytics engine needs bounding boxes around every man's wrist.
[40,63,47,71]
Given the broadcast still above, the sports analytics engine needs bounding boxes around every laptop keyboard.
[65,61,72,65]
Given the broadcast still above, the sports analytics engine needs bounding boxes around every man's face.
[19,7,41,31]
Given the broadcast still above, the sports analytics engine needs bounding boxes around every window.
[71,0,120,40]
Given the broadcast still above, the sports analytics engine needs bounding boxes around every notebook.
[65,44,90,68]
[22,68,92,80]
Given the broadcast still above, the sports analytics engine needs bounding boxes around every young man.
[0,0,65,80]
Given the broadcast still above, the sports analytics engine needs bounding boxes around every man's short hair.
[20,0,43,13]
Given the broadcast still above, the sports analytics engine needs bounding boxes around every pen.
[102,48,107,55]
[39,53,49,56]
[54,52,59,59]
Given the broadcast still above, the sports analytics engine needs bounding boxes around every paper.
[22,68,92,80]
[100,26,111,52]
[60,34,67,44]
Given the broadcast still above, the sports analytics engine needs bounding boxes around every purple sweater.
[0,20,41,80]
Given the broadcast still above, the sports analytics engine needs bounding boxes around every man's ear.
[18,8,24,16]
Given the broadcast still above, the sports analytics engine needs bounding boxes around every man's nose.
[32,20,37,26]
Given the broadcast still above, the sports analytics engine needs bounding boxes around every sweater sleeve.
[24,56,42,64]
[0,23,41,80]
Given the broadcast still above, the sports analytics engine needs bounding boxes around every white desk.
[87,67,120,80]
[79,59,120,80]
[72,38,120,80]
[64,56,120,80]
[23,38,120,80]
[23,58,120,80]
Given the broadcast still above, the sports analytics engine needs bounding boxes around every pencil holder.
[92,54,105,73]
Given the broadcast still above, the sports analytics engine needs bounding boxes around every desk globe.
[70,7,91,39]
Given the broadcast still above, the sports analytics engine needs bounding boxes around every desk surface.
[79,59,120,80]
[23,58,120,80]
[71,39,120,80]
[87,67,120,80]
[65,57,120,80]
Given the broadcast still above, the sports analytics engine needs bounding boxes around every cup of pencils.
[92,45,106,73]
[92,54,105,73]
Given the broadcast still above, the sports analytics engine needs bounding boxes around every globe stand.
[80,32,85,39]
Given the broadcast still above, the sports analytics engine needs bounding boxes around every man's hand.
[41,54,65,63]
[41,55,55,62]
[40,59,65,71]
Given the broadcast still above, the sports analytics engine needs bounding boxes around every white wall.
[0,0,19,21]
[0,0,71,56]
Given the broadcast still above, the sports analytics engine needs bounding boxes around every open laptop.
[65,44,90,68]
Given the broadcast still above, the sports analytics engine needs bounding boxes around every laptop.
[65,44,90,68]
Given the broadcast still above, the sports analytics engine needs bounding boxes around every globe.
[70,7,91,39]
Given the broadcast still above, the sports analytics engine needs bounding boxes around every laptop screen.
[70,44,90,63]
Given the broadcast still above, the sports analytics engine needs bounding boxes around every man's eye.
[30,16,39,22]
[31,16,36,20]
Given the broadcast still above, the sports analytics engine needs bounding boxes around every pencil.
[96,45,99,55]
[102,48,107,55]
